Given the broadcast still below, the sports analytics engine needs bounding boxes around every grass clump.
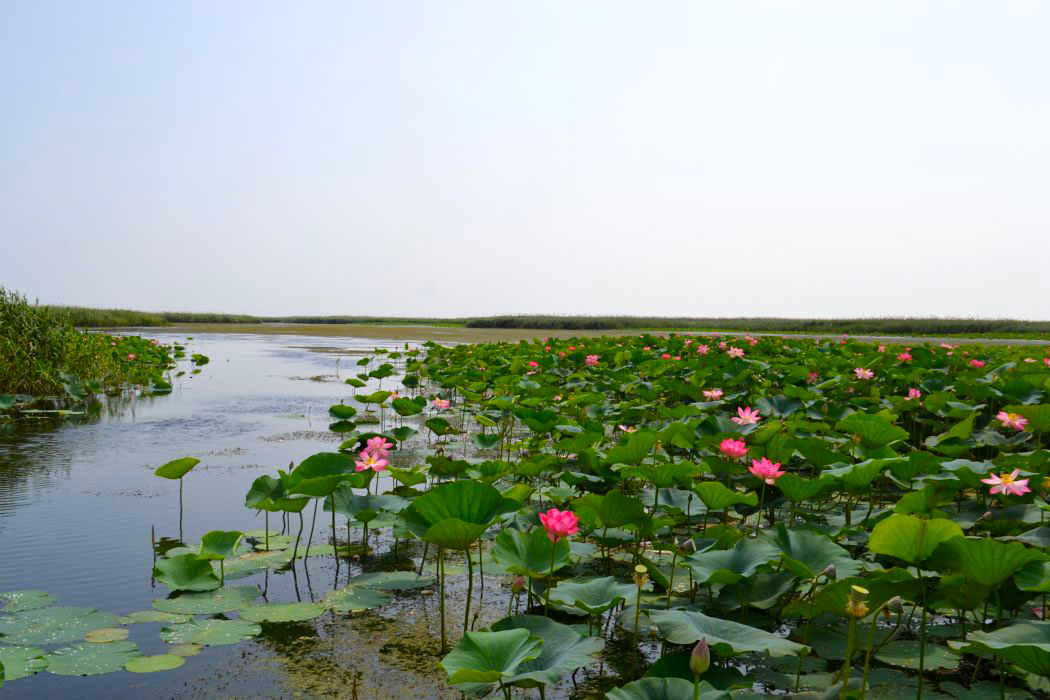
[1,288,174,397]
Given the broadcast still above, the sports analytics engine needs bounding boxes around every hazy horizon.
[3,1,1049,318]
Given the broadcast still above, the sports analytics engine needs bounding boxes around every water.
[0,332,473,699]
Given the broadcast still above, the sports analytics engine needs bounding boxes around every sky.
[1,1,1048,319]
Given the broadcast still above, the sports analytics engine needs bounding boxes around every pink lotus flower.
[527,361,539,368]
[365,436,393,457]
[618,424,637,433]
[940,343,955,350]
[696,344,709,355]
[981,469,1031,497]
[545,345,551,351]
[719,438,748,459]
[432,398,450,410]
[1044,357,1050,367]
[585,354,600,366]
[703,388,724,400]
[539,508,579,542]
[749,457,785,485]
[854,367,875,380]
[997,411,1028,431]
[684,339,693,345]
[898,352,912,362]
[969,359,986,368]
[748,338,758,346]
[643,346,651,351]
[731,406,761,426]
[673,355,681,360]
[727,347,745,359]
[127,353,136,361]
[110,341,117,347]
[661,353,671,360]
[568,346,576,351]
[718,341,727,350]
[558,351,566,357]
[907,388,922,400]
[807,372,820,384]
[355,450,389,472]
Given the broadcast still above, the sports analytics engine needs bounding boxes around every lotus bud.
[846,585,870,618]
[633,564,649,588]
[821,564,837,581]
[511,575,525,594]
[681,538,697,554]
[885,595,903,614]
[689,637,711,677]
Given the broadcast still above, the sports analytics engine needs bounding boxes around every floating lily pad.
[84,628,130,643]
[349,571,435,590]
[152,586,261,615]
[0,590,56,613]
[46,641,141,676]
[125,654,185,673]
[0,606,120,645]
[119,610,192,625]
[153,553,220,591]
[322,586,392,613]
[876,640,958,670]
[159,618,261,646]
[0,645,47,680]
[238,602,325,623]
[167,643,203,657]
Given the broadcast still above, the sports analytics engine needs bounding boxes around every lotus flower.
[997,411,1028,431]
[696,344,709,355]
[585,354,600,366]
[432,398,450,410]
[1044,357,1050,367]
[355,450,389,472]
[719,438,748,459]
[878,345,886,353]
[898,352,912,362]
[854,367,875,380]
[981,469,1031,497]
[127,353,136,361]
[538,508,579,542]
[703,388,723,400]
[527,361,539,368]
[365,436,393,458]
[661,353,671,360]
[807,372,819,384]
[749,457,785,485]
[718,341,727,350]
[689,638,711,676]
[618,424,637,433]
[969,359,986,368]
[907,388,922,400]
[726,347,745,359]
[730,406,761,426]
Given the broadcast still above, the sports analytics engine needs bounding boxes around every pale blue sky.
[2,1,1048,318]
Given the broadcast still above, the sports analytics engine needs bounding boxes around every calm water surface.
[0,333,471,699]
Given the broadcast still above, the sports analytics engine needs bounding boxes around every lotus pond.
[2,331,1050,699]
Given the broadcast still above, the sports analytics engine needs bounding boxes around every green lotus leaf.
[683,537,779,585]
[125,654,185,673]
[760,523,862,580]
[325,487,407,522]
[692,482,758,511]
[0,590,57,613]
[46,641,141,676]
[287,452,356,497]
[0,645,47,680]
[328,403,358,419]
[774,474,827,503]
[606,677,729,700]
[491,527,571,578]
[0,606,120,645]
[153,553,220,591]
[197,530,244,560]
[868,514,963,565]
[152,585,261,615]
[159,618,261,646]
[835,413,908,449]
[605,431,659,466]
[348,571,435,590]
[84,627,129,643]
[154,457,200,480]
[322,585,392,613]
[238,602,326,623]
[119,610,192,625]
[875,640,958,671]
[950,620,1050,675]
[489,615,604,688]
[391,397,424,416]
[440,628,544,685]
[931,536,1045,587]
[573,491,648,529]
[399,480,519,549]
[648,609,809,657]
[167,643,203,656]
[549,576,637,615]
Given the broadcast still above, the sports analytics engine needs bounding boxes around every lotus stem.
[219,559,225,587]
[544,544,556,616]
[439,547,447,653]
[178,477,184,540]
[307,498,319,553]
[464,547,474,633]
[292,511,304,563]
[917,569,927,700]
[265,511,269,551]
